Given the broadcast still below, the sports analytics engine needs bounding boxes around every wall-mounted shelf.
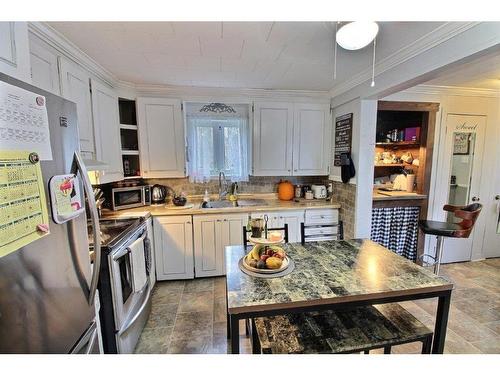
[120,124,138,130]
[375,141,420,148]
[374,163,416,168]
[119,98,140,178]
[121,150,139,155]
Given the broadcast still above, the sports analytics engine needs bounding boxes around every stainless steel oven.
[110,185,151,210]
[97,219,152,353]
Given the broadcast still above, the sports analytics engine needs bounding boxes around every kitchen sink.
[236,199,267,207]
[200,199,268,209]
[201,201,236,209]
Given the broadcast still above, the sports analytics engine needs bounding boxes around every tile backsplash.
[143,175,329,196]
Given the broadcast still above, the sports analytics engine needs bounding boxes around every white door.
[253,101,294,176]
[193,215,223,277]
[90,79,123,183]
[154,216,194,280]
[29,34,60,95]
[292,103,331,175]
[441,114,486,263]
[59,57,95,155]
[0,22,31,83]
[137,97,185,178]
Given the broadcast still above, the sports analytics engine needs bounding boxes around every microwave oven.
[110,185,152,210]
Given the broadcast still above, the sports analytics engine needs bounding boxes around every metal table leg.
[230,314,240,354]
[432,291,451,353]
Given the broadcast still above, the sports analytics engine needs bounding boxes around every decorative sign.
[0,81,53,160]
[334,113,353,166]
[453,133,470,155]
[0,150,50,258]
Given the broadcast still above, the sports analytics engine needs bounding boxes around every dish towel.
[129,236,148,293]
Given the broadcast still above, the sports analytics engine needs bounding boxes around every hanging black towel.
[340,152,355,183]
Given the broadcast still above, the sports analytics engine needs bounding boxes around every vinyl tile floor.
[134,258,500,354]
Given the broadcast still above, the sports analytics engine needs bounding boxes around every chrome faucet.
[218,171,228,200]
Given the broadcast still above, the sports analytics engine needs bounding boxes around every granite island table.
[225,239,453,354]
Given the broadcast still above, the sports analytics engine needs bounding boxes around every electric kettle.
[151,184,167,204]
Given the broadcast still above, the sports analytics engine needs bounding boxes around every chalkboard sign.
[334,113,353,166]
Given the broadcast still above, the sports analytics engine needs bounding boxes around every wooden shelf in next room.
[374,163,414,168]
[375,141,420,148]
[121,150,140,155]
[120,124,138,130]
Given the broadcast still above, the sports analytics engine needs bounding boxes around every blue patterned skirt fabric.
[370,207,420,261]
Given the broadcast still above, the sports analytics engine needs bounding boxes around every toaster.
[311,185,327,199]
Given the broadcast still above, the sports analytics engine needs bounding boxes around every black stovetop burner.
[88,217,144,249]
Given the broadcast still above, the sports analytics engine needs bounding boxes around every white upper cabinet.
[253,101,330,176]
[29,33,60,95]
[137,97,185,178]
[59,57,95,155]
[253,101,294,176]
[0,22,31,83]
[90,79,123,183]
[292,103,331,175]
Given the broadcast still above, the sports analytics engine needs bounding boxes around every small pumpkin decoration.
[278,180,294,201]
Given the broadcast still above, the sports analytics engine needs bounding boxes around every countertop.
[373,189,427,201]
[101,194,341,219]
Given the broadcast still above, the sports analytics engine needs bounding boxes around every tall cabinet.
[253,101,330,176]
[90,79,123,183]
[137,97,186,178]
[59,57,95,157]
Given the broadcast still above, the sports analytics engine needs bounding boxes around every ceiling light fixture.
[336,22,379,51]
[333,21,379,87]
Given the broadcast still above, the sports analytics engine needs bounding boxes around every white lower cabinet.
[193,214,246,277]
[153,216,194,280]
[249,210,304,243]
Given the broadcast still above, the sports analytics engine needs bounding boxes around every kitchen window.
[186,103,249,182]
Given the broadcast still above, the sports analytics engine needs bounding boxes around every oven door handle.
[117,282,151,336]
[71,151,101,306]
[111,231,147,261]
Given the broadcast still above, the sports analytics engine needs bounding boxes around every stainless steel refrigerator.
[0,72,102,353]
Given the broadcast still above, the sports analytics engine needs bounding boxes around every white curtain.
[186,103,249,183]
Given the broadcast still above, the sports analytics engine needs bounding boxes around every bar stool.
[419,203,482,275]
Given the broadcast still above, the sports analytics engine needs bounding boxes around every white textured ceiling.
[48,21,446,91]
[425,51,500,90]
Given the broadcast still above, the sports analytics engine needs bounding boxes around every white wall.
[330,98,377,238]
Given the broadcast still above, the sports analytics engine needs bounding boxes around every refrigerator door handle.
[72,151,101,306]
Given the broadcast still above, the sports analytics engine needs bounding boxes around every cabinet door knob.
[294,169,297,172]
[187,221,191,224]
[495,195,500,200]
[472,196,480,202]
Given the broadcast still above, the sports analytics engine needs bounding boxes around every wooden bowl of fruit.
[242,244,289,274]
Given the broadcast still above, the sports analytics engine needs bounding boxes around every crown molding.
[329,22,480,98]
[28,22,117,87]
[403,84,500,98]
[116,79,331,102]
